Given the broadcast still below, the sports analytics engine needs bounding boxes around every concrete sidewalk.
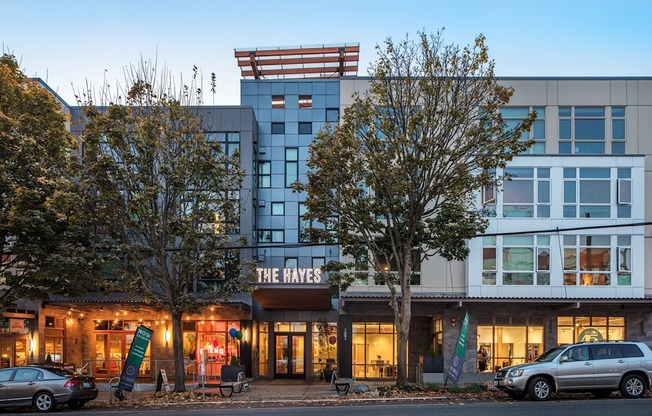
[97,373,495,404]
[98,378,349,403]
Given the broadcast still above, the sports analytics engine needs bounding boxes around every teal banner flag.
[118,325,153,392]
[446,311,469,384]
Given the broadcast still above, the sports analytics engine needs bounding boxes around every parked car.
[493,341,652,401]
[0,365,98,411]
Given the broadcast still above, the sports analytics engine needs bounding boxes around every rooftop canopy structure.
[234,43,359,79]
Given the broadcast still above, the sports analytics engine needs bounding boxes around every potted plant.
[422,345,443,373]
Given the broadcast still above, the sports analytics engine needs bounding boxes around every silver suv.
[493,341,652,401]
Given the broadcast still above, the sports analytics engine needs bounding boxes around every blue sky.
[2,0,650,106]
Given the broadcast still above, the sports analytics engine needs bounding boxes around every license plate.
[83,382,91,388]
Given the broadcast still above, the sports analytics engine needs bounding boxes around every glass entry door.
[275,334,305,378]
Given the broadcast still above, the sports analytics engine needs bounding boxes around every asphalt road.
[17,397,652,416]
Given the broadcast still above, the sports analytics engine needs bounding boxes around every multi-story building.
[4,46,652,384]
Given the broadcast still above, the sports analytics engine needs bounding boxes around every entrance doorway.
[275,334,305,378]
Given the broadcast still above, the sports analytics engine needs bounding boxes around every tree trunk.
[395,293,411,387]
[171,312,186,392]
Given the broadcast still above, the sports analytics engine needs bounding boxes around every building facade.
[6,47,652,384]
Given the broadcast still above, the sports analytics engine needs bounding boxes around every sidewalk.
[96,374,496,405]
[98,378,351,404]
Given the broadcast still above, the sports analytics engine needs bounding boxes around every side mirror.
[559,355,569,363]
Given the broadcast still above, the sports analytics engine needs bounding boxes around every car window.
[619,344,644,358]
[0,369,14,382]
[535,347,565,362]
[590,345,623,360]
[567,346,590,361]
[43,367,74,377]
[16,369,42,381]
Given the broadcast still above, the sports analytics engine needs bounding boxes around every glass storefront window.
[557,316,625,344]
[259,322,268,377]
[477,324,543,373]
[312,321,337,380]
[351,322,396,379]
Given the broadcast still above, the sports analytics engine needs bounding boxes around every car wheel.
[592,389,613,398]
[620,374,646,398]
[506,391,526,400]
[68,400,88,409]
[33,391,55,412]
[528,377,552,401]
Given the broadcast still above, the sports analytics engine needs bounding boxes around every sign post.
[117,325,153,396]
[445,312,469,386]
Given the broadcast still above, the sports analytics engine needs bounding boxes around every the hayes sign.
[257,268,323,284]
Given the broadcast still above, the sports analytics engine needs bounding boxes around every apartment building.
[4,46,651,384]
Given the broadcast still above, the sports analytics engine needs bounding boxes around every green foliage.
[0,53,101,308]
[294,30,535,387]
[426,345,436,357]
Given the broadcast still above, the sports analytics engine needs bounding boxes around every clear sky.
[2,0,651,106]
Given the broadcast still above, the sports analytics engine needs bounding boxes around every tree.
[0,53,100,309]
[295,32,535,387]
[78,62,249,391]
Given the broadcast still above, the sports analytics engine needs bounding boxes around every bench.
[329,370,352,396]
[218,365,247,398]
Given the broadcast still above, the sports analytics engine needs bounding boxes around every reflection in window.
[559,107,606,154]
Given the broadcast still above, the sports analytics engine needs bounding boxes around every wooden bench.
[218,365,247,398]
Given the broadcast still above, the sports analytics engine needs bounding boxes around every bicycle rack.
[109,377,121,402]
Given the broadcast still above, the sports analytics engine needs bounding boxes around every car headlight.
[507,369,524,377]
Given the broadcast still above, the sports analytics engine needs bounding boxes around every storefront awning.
[253,286,332,311]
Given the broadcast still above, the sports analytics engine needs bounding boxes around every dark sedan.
[0,365,98,411]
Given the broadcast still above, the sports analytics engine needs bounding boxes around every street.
[12,397,652,415]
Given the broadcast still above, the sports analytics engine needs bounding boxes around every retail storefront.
[252,268,337,380]
[339,294,652,381]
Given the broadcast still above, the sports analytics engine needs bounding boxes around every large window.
[351,322,397,379]
[563,235,611,286]
[94,320,153,378]
[483,167,549,218]
[502,168,550,218]
[206,132,240,163]
[563,168,611,218]
[559,107,606,154]
[312,321,337,380]
[482,235,555,286]
[557,316,625,344]
[477,320,544,372]
[500,107,545,154]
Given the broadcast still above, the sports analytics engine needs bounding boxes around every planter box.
[422,356,444,373]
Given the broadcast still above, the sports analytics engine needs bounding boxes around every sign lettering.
[257,268,322,284]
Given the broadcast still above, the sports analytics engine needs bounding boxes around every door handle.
[584,362,592,365]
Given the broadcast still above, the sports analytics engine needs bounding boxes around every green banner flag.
[118,325,153,392]
[446,311,469,384]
